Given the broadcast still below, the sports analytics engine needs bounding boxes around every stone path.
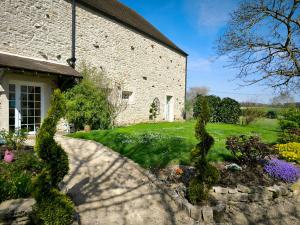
[56,136,194,225]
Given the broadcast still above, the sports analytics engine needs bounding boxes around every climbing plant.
[32,89,74,225]
[188,97,219,204]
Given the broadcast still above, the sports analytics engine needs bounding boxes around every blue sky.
[119,0,299,103]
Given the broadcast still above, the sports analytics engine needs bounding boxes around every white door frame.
[165,95,174,122]
[9,80,45,134]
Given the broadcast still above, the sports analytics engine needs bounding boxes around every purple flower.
[264,159,300,183]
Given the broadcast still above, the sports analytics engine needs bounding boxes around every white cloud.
[185,0,237,33]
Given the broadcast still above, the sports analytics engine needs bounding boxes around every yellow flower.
[276,142,300,162]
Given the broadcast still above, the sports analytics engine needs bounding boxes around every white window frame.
[9,80,45,134]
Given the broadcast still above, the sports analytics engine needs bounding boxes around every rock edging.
[0,198,35,225]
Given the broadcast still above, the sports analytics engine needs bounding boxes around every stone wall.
[0,0,187,125]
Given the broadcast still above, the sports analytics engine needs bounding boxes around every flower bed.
[153,163,300,223]
[0,151,43,203]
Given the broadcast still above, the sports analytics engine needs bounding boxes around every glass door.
[20,85,41,133]
[8,83,42,133]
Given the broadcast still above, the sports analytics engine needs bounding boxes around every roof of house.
[0,53,82,77]
[79,0,187,56]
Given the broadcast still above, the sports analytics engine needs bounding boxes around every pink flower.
[4,150,14,163]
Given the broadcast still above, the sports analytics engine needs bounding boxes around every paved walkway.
[56,136,194,225]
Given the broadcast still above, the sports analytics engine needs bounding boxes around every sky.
[119,0,299,103]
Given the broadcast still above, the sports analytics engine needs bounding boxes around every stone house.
[0,0,187,133]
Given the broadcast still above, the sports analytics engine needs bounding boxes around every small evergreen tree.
[188,97,219,204]
[149,101,158,120]
[32,89,74,225]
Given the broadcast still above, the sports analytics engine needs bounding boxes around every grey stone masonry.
[0,0,187,125]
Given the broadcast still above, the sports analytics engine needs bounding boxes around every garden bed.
[152,163,300,224]
[0,149,43,203]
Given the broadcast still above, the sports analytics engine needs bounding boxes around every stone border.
[59,136,300,224]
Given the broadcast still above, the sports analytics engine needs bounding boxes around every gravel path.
[56,136,194,225]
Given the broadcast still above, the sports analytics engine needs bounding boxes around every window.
[122,91,132,100]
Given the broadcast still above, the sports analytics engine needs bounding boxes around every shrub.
[64,79,112,130]
[265,110,277,119]
[193,95,221,122]
[188,97,219,204]
[225,135,277,166]
[276,142,300,163]
[264,159,300,183]
[149,100,159,120]
[280,107,300,127]
[278,128,300,143]
[279,120,299,130]
[241,108,265,125]
[0,152,43,203]
[0,129,27,151]
[32,189,74,225]
[193,95,241,124]
[218,97,241,124]
[278,107,300,143]
[33,89,74,224]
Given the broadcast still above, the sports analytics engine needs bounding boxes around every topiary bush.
[32,89,74,225]
[188,97,219,204]
[278,107,300,143]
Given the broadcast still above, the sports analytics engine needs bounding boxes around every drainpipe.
[68,0,77,68]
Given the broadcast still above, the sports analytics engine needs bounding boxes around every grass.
[69,119,279,169]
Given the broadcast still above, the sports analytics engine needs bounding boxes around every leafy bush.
[264,159,300,183]
[280,107,300,127]
[0,129,27,151]
[189,97,219,204]
[279,120,299,130]
[225,135,276,166]
[193,95,221,122]
[0,152,43,203]
[276,142,300,163]
[64,79,112,130]
[33,89,74,224]
[278,107,300,143]
[265,110,277,119]
[278,128,300,143]
[241,108,265,125]
[193,95,241,124]
[218,97,241,124]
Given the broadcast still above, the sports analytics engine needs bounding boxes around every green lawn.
[70,119,279,169]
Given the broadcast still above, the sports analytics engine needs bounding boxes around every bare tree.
[271,91,295,105]
[186,86,209,102]
[184,86,209,119]
[217,0,300,91]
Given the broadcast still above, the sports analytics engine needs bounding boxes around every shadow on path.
[56,136,192,225]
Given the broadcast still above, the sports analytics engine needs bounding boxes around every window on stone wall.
[122,91,132,100]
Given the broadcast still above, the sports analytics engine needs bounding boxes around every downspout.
[68,0,77,68]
